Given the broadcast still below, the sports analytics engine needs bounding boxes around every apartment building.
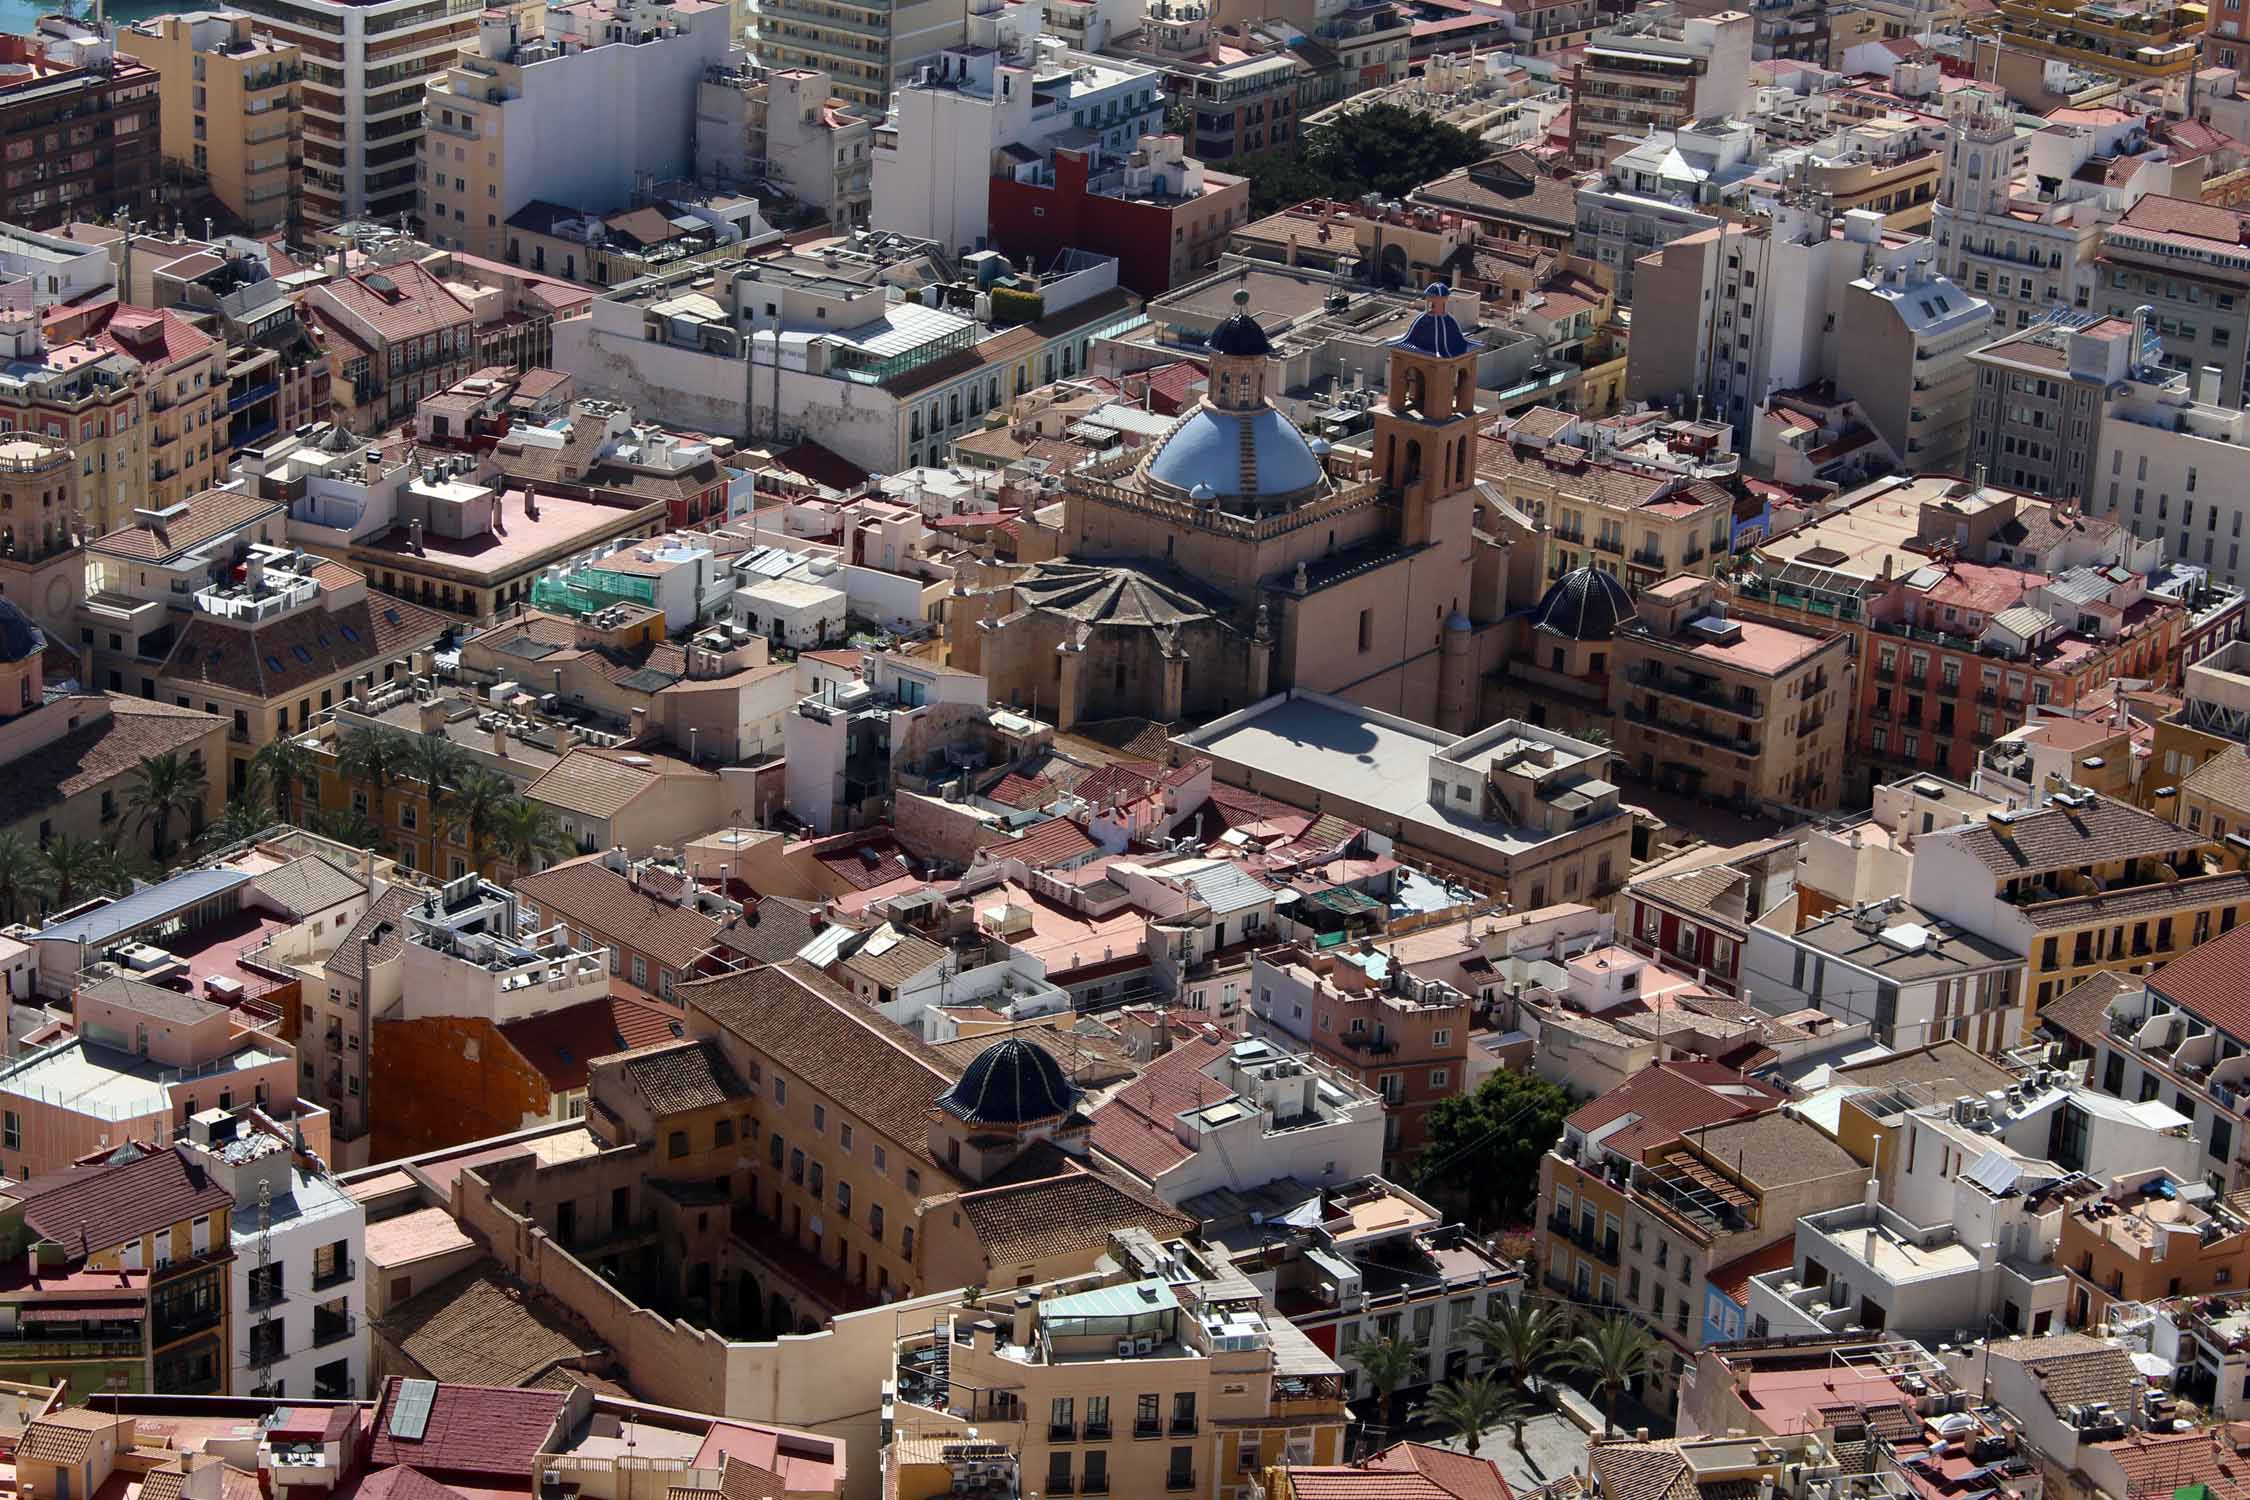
[303,260,476,433]
[1480,409,1735,595]
[2094,195,2250,407]
[990,137,1248,299]
[1566,5,1753,170]
[0,20,158,232]
[695,66,874,233]
[2062,1170,2250,1327]
[514,848,758,1002]
[96,307,228,511]
[132,13,303,233]
[11,1139,244,1393]
[1983,0,2201,93]
[872,41,1163,257]
[417,0,737,262]
[185,1109,365,1401]
[1966,315,2130,505]
[2048,923,2250,1193]
[784,651,993,835]
[1607,574,1852,814]
[1535,1063,1865,1405]
[1743,895,2026,1052]
[1908,792,2235,1033]
[87,504,448,792]
[884,1227,1348,1500]
[1574,120,1756,301]
[1247,942,1471,1175]
[220,0,479,225]
[2079,338,2250,590]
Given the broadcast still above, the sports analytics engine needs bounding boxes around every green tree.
[250,736,316,827]
[1353,1333,1419,1443]
[453,769,513,875]
[128,750,209,864]
[0,833,51,923]
[1219,103,1489,219]
[337,728,413,847]
[314,807,382,851]
[1465,1300,1565,1451]
[1416,1375,1509,1456]
[403,735,466,853]
[1561,1314,1656,1437]
[1411,1069,1574,1228]
[89,839,155,900]
[201,796,275,855]
[40,835,104,910]
[491,796,576,877]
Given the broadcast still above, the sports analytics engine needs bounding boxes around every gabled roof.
[251,855,365,918]
[1087,1034,1242,1182]
[1946,795,2203,877]
[603,1038,742,1115]
[498,992,683,1094]
[953,1165,1195,1269]
[14,1144,236,1256]
[1367,1444,1516,1500]
[367,1374,570,1477]
[92,488,284,564]
[1562,1061,1780,1160]
[525,747,712,820]
[516,855,727,972]
[160,591,450,700]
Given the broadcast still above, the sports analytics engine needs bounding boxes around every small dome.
[0,596,44,664]
[1207,287,1273,358]
[937,1037,1082,1126]
[1398,281,1475,359]
[1531,565,1633,642]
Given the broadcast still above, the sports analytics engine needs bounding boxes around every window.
[668,1130,689,1158]
[814,1104,827,1132]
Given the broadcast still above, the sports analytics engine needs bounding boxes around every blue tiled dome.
[1531,565,1633,641]
[0,596,44,664]
[937,1037,1081,1126]
[1144,405,1326,507]
[1398,281,1475,359]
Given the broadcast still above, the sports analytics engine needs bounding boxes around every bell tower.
[1374,283,1480,548]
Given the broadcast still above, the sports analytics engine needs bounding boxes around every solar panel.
[389,1378,438,1440]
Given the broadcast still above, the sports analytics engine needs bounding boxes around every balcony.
[1167,1477,1196,1493]
[1343,1033,1399,1056]
[247,1278,284,1312]
[310,1256,354,1291]
[1083,1424,1111,1442]
[1171,1420,1199,1437]
[1135,1421,1164,1440]
[1629,666,1762,720]
[312,1308,355,1348]
[1050,1424,1077,1443]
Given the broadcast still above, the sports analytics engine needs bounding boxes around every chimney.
[493,722,508,758]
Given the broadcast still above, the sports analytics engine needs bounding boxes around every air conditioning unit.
[1135,1336,1154,1354]
[1117,1338,1136,1357]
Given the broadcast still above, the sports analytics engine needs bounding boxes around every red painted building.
[987,143,1250,299]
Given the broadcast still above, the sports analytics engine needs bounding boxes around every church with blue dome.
[950,275,1505,735]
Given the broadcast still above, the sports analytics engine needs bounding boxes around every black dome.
[937,1037,1081,1126]
[1531,565,1633,642]
[0,596,44,664]
[1207,287,1273,358]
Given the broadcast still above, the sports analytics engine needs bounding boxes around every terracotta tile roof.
[517,856,728,971]
[810,833,913,891]
[2099,1429,2250,1500]
[686,962,963,1171]
[13,1144,235,1255]
[354,1467,479,1500]
[606,1038,742,1114]
[718,1457,789,1500]
[18,1409,119,1466]
[1002,817,1097,868]
[2150,917,2250,1037]
[953,1165,1194,1270]
[713,897,824,966]
[2184,744,2250,814]
[250,855,365,918]
[1950,795,2202,877]
[1282,1471,1458,1500]
[92,489,284,564]
[2040,971,2136,1046]
[138,1466,187,1500]
[311,261,474,347]
[2022,869,2250,930]
[2115,192,2250,247]
[367,1373,569,1478]
[2022,1346,2143,1416]
[1562,1061,1780,1160]
[499,993,684,1093]
[524,748,706,820]
[1367,1444,1516,1500]
[1706,1239,1795,1308]
[1587,1440,1693,1500]
[1087,1035,1236,1181]
[985,772,1058,809]
[331,886,421,984]
[364,1205,477,1268]
[838,928,950,989]
[0,696,223,830]
[160,593,449,701]
[94,307,214,371]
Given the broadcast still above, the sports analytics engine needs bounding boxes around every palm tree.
[313,807,382,851]
[452,768,513,875]
[1415,1375,1509,1457]
[128,750,209,864]
[1561,1314,1656,1437]
[250,736,316,827]
[89,839,154,900]
[200,796,274,855]
[402,734,465,857]
[40,835,103,910]
[1353,1334,1420,1448]
[336,728,412,847]
[490,796,575,877]
[1466,1300,1564,1451]
[0,833,50,924]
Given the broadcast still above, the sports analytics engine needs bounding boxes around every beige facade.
[134,13,303,233]
[758,0,968,109]
[1608,575,1853,813]
[887,1232,1348,1500]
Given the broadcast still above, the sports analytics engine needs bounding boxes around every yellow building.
[1980,0,2204,83]
[132,13,302,233]
[886,1229,1348,1500]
